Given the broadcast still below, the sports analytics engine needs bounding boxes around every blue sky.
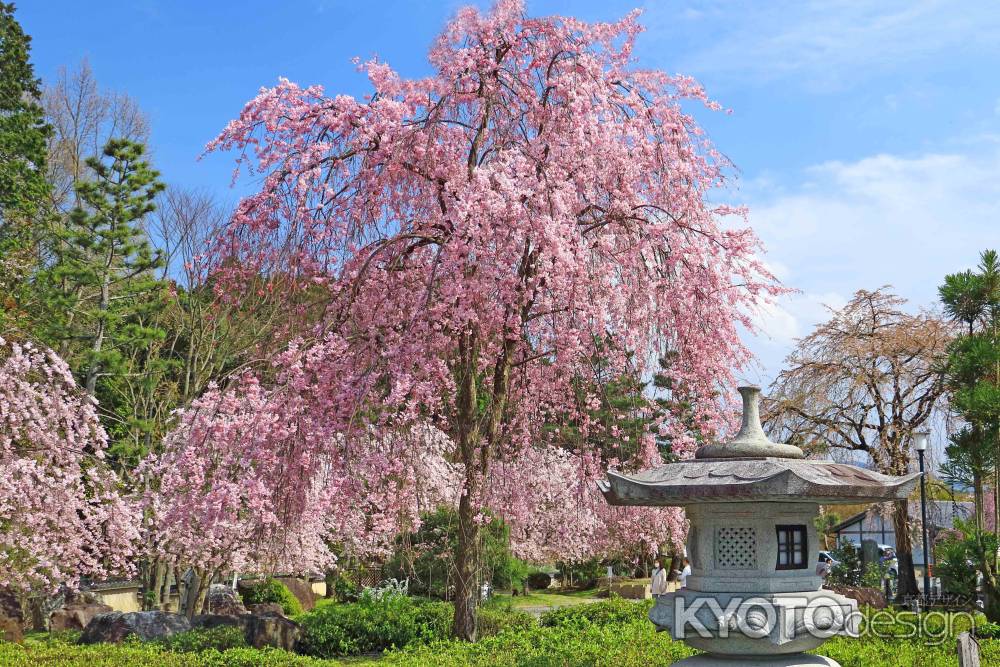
[18,0,1000,385]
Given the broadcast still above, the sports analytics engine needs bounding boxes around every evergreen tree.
[39,139,166,461]
[0,2,51,324]
[939,427,997,528]
[938,249,1000,620]
[650,351,714,461]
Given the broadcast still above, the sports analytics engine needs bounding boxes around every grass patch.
[497,587,601,610]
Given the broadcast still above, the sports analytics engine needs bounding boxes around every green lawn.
[497,587,602,611]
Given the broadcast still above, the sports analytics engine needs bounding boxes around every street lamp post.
[913,431,931,604]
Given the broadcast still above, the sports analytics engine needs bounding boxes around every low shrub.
[540,597,651,628]
[525,571,552,591]
[816,634,1000,667]
[556,558,605,590]
[328,569,361,603]
[477,606,536,637]
[297,590,452,657]
[0,641,338,666]
[240,579,303,616]
[977,620,1000,639]
[157,626,248,653]
[382,617,696,666]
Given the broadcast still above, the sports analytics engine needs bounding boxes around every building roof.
[829,501,974,533]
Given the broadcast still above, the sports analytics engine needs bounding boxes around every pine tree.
[939,249,1000,620]
[0,2,51,324]
[40,139,166,451]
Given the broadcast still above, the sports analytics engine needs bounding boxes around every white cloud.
[739,144,1000,384]
[645,1,1000,90]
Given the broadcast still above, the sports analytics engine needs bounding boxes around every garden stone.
[246,612,300,651]
[192,613,251,632]
[247,602,285,616]
[206,584,247,615]
[49,601,113,632]
[65,590,102,605]
[0,614,22,643]
[275,576,316,611]
[192,611,300,650]
[79,610,191,644]
[0,589,24,630]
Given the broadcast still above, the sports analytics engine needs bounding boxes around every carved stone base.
[674,654,840,667]
[650,588,858,656]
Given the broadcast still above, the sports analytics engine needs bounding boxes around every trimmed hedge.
[297,593,452,657]
[240,579,303,616]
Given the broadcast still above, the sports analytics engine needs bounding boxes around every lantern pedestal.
[674,655,839,666]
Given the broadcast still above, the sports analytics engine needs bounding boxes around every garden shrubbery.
[297,588,540,658]
[382,616,695,666]
[0,641,336,666]
[5,597,1000,666]
[157,626,249,653]
[525,571,552,591]
[540,596,651,628]
[477,605,536,636]
[297,589,452,657]
[239,578,303,616]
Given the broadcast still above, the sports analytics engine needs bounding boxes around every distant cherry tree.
[207,0,778,638]
[767,288,951,599]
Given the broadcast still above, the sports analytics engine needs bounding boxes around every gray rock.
[246,602,285,616]
[191,611,300,651]
[50,602,113,632]
[0,614,22,643]
[0,589,24,631]
[246,612,300,651]
[274,577,316,611]
[206,584,247,615]
[79,611,191,644]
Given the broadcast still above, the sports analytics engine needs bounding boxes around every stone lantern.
[598,386,920,667]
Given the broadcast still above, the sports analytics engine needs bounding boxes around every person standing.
[678,558,691,588]
[651,558,668,597]
[816,554,833,579]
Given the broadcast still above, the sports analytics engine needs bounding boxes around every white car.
[817,551,840,567]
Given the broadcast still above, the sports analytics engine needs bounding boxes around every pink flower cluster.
[0,337,138,593]
[142,375,464,574]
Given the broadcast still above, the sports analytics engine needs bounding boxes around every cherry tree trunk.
[892,499,920,599]
[453,483,481,641]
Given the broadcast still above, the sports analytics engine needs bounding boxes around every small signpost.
[957,632,981,667]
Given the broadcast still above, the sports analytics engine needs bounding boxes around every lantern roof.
[598,386,921,506]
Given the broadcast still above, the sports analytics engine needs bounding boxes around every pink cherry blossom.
[0,337,139,593]
[201,0,782,628]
